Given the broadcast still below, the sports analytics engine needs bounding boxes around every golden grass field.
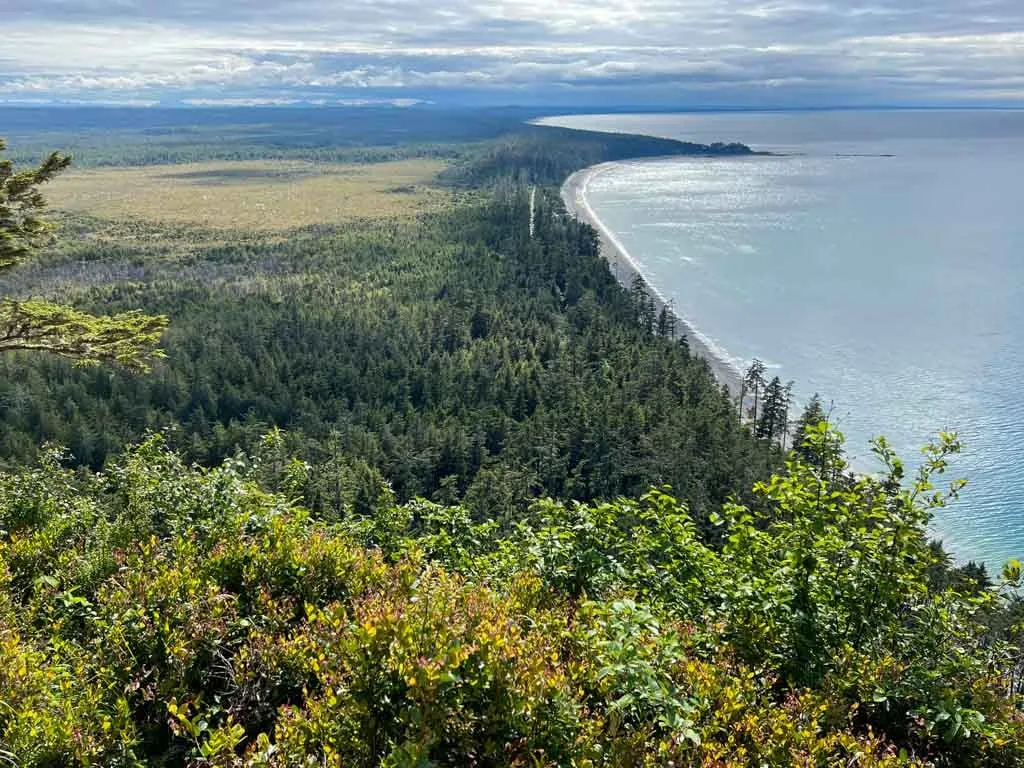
[45,158,449,230]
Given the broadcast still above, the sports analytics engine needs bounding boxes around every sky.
[2,0,1023,108]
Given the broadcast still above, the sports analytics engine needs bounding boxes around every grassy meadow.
[44,157,450,230]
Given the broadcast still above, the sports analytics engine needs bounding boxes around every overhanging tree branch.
[1,137,167,369]
[0,138,73,269]
[0,299,168,370]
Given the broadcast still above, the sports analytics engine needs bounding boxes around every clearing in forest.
[44,158,449,230]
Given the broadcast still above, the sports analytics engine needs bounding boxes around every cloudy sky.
[2,0,1023,107]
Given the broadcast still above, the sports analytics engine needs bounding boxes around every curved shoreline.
[561,161,744,397]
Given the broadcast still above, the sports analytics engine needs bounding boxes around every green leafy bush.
[1,428,1022,766]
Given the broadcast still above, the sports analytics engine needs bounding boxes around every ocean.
[540,110,1024,574]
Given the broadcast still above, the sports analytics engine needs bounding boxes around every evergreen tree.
[630,272,647,304]
[791,393,827,461]
[780,379,795,450]
[630,273,655,332]
[644,295,657,334]
[656,305,676,339]
[743,358,766,423]
[757,376,787,441]
[0,139,167,368]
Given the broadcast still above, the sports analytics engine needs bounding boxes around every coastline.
[561,162,744,398]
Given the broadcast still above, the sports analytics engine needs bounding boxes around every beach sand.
[561,163,743,397]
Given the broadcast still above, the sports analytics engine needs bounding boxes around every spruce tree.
[780,379,795,450]
[656,304,676,338]
[0,139,167,368]
[757,376,786,440]
[743,358,766,423]
[792,393,827,460]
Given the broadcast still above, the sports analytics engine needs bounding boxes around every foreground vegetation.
[2,426,1022,766]
[1,111,1022,765]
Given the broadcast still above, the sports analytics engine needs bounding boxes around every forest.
[0,106,753,170]
[1,111,1022,766]
[0,115,769,525]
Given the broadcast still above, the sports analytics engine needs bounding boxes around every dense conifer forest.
[0,111,770,524]
[1,110,1023,766]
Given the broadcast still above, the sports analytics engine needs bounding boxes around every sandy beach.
[561,163,743,397]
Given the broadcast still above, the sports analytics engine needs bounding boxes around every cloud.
[0,0,1022,105]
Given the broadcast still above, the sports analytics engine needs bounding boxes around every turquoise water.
[541,110,1024,573]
